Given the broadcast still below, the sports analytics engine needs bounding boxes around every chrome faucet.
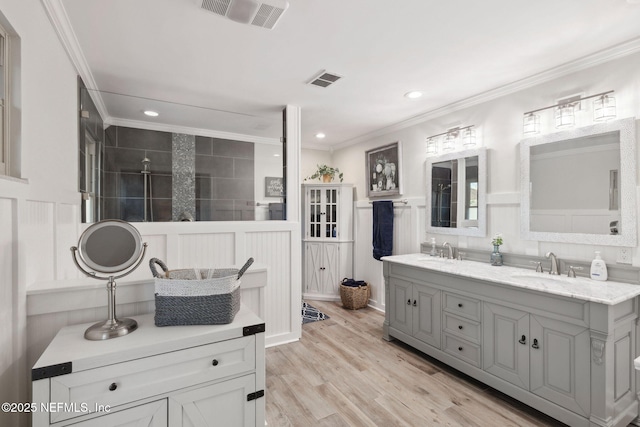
[442,242,454,260]
[545,252,560,275]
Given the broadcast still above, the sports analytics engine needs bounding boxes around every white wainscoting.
[26,220,301,373]
[353,198,426,311]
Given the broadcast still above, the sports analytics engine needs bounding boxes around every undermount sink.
[509,272,575,284]
[416,257,453,262]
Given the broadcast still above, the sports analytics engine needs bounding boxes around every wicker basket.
[149,258,252,326]
[340,282,370,310]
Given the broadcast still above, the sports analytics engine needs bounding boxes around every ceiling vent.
[308,71,342,88]
[198,0,289,30]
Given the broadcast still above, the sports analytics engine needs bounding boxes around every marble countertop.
[382,253,640,305]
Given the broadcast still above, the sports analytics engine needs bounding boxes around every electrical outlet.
[617,248,631,264]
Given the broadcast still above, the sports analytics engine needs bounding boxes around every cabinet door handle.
[458,325,463,330]
[412,300,417,307]
[458,346,463,351]
[407,299,411,305]
[457,303,463,308]
[518,335,526,345]
[212,359,219,366]
[531,338,539,349]
[108,382,117,391]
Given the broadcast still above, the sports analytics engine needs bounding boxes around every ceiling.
[57,0,640,148]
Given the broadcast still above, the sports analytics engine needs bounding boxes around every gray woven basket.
[154,286,241,326]
[149,257,252,327]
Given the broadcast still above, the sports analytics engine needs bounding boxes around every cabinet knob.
[519,335,526,345]
[412,300,417,307]
[458,346,463,351]
[407,299,411,305]
[458,325,463,330]
[457,303,463,308]
[212,359,219,366]
[531,339,539,349]
[108,382,117,391]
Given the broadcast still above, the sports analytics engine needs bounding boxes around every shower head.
[141,158,151,173]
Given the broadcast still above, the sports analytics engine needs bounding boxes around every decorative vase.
[490,245,503,266]
[322,174,333,183]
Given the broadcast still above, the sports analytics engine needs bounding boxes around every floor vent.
[308,71,342,88]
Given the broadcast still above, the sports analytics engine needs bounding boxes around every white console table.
[32,305,265,427]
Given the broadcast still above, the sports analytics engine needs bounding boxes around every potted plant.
[304,164,343,183]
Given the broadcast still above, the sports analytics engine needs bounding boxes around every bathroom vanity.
[32,305,265,427]
[383,253,640,427]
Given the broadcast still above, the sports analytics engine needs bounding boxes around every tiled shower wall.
[103,126,254,221]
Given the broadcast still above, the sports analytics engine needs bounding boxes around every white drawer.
[443,292,481,321]
[443,313,481,344]
[443,333,481,368]
[49,335,255,423]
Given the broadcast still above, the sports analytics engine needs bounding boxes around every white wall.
[0,0,80,425]
[302,51,640,311]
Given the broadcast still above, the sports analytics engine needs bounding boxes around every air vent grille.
[308,71,342,88]
[252,4,286,29]
[201,0,232,16]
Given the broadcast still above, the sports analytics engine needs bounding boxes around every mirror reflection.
[426,148,486,237]
[78,87,284,223]
[520,118,637,247]
[529,131,619,235]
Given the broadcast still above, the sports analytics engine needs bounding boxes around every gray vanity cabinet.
[382,257,638,427]
[483,303,590,417]
[389,277,441,348]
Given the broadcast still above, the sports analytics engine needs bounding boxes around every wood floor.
[265,300,567,427]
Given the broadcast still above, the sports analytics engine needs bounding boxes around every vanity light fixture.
[593,94,616,121]
[144,110,159,117]
[523,112,540,135]
[462,127,477,147]
[555,103,575,129]
[523,90,614,133]
[426,137,438,154]
[425,125,475,154]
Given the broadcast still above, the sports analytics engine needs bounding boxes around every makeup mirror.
[72,219,148,340]
[520,118,636,246]
[426,147,487,237]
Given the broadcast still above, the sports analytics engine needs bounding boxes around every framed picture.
[264,176,284,197]
[366,141,402,197]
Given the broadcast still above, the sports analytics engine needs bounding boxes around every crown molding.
[332,36,640,151]
[41,0,109,120]
[108,118,281,146]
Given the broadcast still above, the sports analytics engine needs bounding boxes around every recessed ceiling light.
[315,133,326,139]
[144,110,159,117]
[273,153,281,157]
[404,91,423,99]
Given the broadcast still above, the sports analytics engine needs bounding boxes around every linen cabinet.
[302,183,353,300]
[32,306,265,427]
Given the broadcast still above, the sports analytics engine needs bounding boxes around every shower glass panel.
[79,88,284,222]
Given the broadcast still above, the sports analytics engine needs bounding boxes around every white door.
[71,400,167,427]
[321,242,340,294]
[169,375,256,427]
[304,242,323,293]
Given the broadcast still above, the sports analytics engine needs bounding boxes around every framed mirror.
[520,117,636,246]
[426,147,487,237]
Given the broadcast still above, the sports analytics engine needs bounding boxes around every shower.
[141,158,153,222]
[434,183,451,227]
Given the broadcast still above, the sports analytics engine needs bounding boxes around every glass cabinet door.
[306,187,340,240]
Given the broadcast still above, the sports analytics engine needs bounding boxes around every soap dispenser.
[590,251,608,281]
[429,238,437,256]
